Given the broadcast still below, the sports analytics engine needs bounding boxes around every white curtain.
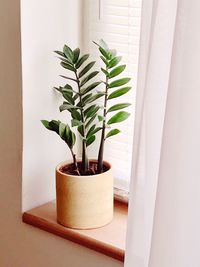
[125,0,200,266]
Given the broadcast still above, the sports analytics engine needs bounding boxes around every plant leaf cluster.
[41,41,131,175]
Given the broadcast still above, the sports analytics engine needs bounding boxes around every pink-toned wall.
[0,0,123,266]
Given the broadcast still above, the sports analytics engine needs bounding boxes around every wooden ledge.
[22,200,128,262]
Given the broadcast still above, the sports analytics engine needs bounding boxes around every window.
[83,0,142,191]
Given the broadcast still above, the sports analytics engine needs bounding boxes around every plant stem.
[75,71,89,173]
[70,148,80,175]
[97,73,109,173]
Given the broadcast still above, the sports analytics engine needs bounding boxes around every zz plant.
[41,40,131,175]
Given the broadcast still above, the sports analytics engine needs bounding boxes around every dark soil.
[60,161,110,176]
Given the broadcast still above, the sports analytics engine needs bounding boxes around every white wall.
[0,0,123,266]
[21,0,82,211]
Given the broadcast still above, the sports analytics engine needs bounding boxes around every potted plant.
[41,40,131,229]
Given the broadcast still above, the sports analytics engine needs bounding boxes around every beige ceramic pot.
[56,160,113,229]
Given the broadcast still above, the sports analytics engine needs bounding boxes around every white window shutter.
[83,0,142,190]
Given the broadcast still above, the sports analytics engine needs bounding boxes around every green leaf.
[99,39,109,51]
[71,119,83,127]
[80,71,99,86]
[54,50,65,57]
[107,111,130,124]
[85,105,99,118]
[106,129,120,138]
[85,92,105,104]
[100,56,108,66]
[48,120,60,134]
[71,109,81,120]
[109,78,131,88]
[98,115,104,122]
[86,135,96,147]
[108,87,131,99]
[86,125,102,138]
[107,103,131,113]
[101,68,109,76]
[64,124,76,148]
[108,56,122,69]
[86,125,96,138]
[73,48,80,63]
[59,123,66,140]
[62,92,75,105]
[79,61,96,78]
[99,47,110,60]
[109,65,126,78]
[78,125,84,136]
[75,54,89,69]
[60,75,77,83]
[63,84,76,95]
[84,104,96,117]
[71,131,76,146]
[63,45,74,62]
[65,124,76,147]
[109,49,117,59]
[81,81,102,95]
[60,61,76,72]
[41,120,51,130]
[59,103,79,112]
[77,93,93,106]
[85,114,97,128]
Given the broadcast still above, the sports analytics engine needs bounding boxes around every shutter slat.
[83,0,142,189]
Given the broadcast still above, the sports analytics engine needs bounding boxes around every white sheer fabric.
[125,0,200,266]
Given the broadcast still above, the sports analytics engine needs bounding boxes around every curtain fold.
[125,0,200,266]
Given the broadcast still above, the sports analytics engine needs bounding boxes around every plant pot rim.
[56,159,112,178]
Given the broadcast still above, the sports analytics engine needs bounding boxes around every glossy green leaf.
[59,103,79,112]
[86,125,96,138]
[81,81,102,95]
[78,125,84,136]
[79,93,92,106]
[107,111,130,125]
[109,49,117,59]
[73,48,80,63]
[75,54,89,69]
[108,87,131,99]
[48,120,60,134]
[86,135,95,147]
[59,123,66,140]
[84,104,96,117]
[63,45,73,62]
[71,109,81,120]
[109,78,131,88]
[60,75,77,83]
[106,129,120,138]
[101,68,109,76]
[85,92,105,104]
[79,61,96,78]
[80,71,99,86]
[85,105,99,118]
[100,56,108,66]
[98,115,104,122]
[54,50,65,57]
[108,56,122,69]
[85,114,97,128]
[99,39,109,51]
[99,47,110,60]
[60,61,76,72]
[62,92,75,105]
[107,103,131,113]
[41,120,51,130]
[71,119,83,127]
[109,65,126,78]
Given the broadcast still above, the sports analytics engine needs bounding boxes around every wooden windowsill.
[22,200,128,262]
